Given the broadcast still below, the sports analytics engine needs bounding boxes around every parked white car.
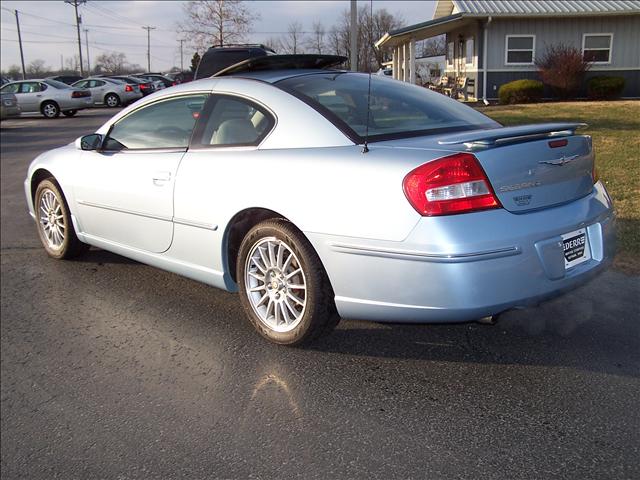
[72,77,142,107]
[0,79,92,118]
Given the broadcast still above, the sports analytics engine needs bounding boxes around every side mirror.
[75,134,103,151]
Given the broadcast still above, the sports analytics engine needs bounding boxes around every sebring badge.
[499,181,541,192]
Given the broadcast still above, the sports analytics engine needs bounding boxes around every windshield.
[276,73,498,142]
[43,79,72,89]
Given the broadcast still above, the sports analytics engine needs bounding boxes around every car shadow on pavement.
[308,269,640,379]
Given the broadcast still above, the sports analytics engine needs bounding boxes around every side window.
[75,80,89,88]
[20,82,41,93]
[1,83,20,94]
[39,83,48,91]
[194,95,274,147]
[103,94,208,150]
[91,80,106,87]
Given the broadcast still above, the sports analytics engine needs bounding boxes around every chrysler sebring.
[24,56,615,345]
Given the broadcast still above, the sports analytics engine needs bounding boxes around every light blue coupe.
[24,56,615,345]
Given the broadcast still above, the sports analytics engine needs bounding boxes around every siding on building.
[486,16,640,71]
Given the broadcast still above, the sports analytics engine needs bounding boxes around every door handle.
[152,171,171,186]
[36,94,42,97]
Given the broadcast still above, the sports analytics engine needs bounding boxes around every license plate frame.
[561,228,591,269]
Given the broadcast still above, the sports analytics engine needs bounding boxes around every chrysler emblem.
[539,154,580,166]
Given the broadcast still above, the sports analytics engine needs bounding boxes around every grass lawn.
[476,101,640,274]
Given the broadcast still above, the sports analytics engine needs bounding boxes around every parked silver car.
[72,77,142,107]
[0,79,92,118]
[1,92,21,120]
[23,58,615,345]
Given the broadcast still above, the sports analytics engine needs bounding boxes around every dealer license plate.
[561,228,591,269]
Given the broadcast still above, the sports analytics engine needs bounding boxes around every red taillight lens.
[140,84,148,90]
[171,81,177,86]
[403,153,502,216]
[125,84,133,92]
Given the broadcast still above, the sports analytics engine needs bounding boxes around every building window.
[505,35,535,65]
[583,33,613,63]
[447,41,454,65]
[465,37,474,65]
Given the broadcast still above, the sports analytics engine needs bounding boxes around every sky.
[0,0,437,73]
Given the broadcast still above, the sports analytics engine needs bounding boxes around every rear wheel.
[105,93,120,108]
[34,179,89,259]
[237,219,339,346]
[62,109,78,117]
[41,101,60,119]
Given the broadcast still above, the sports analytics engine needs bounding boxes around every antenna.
[362,0,374,154]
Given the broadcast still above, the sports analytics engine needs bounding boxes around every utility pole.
[14,10,26,79]
[142,26,156,72]
[179,39,185,72]
[84,29,90,75]
[65,0,86,76]
[350,0,357,71]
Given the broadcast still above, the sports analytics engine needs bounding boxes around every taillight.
[403,153,502,216]
[125,84,133,92]
[71,90,88,98]
[140,83,148,90]
[171,81,177,86]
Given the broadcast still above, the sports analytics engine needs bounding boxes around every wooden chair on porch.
[429,76,450,94]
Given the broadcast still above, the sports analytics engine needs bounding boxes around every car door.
[90,80,108,103]
[73,93,209,253]
[15,82,44,112]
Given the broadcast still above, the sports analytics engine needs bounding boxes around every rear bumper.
[307,182,615,323]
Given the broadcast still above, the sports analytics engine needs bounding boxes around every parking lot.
[1,110,639,479]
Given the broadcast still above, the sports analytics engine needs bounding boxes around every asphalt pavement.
[1,110,639,479]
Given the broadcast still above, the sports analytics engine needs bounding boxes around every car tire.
[34,178,89,260]
[105,93,120,108]
[62,110,78,117]
[41,101,60,119]
[237,219,340,346]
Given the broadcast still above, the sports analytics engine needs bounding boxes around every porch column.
[409,38,416,84]
[403,42,409,82]
[397,43,404,81]
[393,46,399,80]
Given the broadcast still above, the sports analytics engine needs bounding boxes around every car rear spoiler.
[437,123,588,147]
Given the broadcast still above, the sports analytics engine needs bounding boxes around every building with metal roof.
[375,0,640,100]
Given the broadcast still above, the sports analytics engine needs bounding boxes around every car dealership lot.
[1,112,639,479]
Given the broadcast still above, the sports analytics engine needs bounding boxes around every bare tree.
[177,0,256,52]
[279,22,305,54]
[26,59,48,78]
[63,56,80,74]
[94,52,128,74]
[420,36,446,57]
[306,21,326,54]
[326,7,403,71]
[263,36,281,53]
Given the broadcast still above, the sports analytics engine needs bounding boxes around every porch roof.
[374,13,475,49]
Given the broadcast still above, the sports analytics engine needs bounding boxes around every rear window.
[277,73,497,142]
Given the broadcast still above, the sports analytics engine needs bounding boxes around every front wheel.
[62,109,78,117]
[34,179,89,259]
[237,219,339,346]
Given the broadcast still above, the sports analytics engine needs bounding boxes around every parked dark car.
[47,75,84,85]
[194,44,275,79]
[132,73,176,89]
[104,75,156,97]
[165,71,193,84]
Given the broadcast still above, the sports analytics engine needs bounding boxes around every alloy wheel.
[244,237,307,333]
[38,188,65,249]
